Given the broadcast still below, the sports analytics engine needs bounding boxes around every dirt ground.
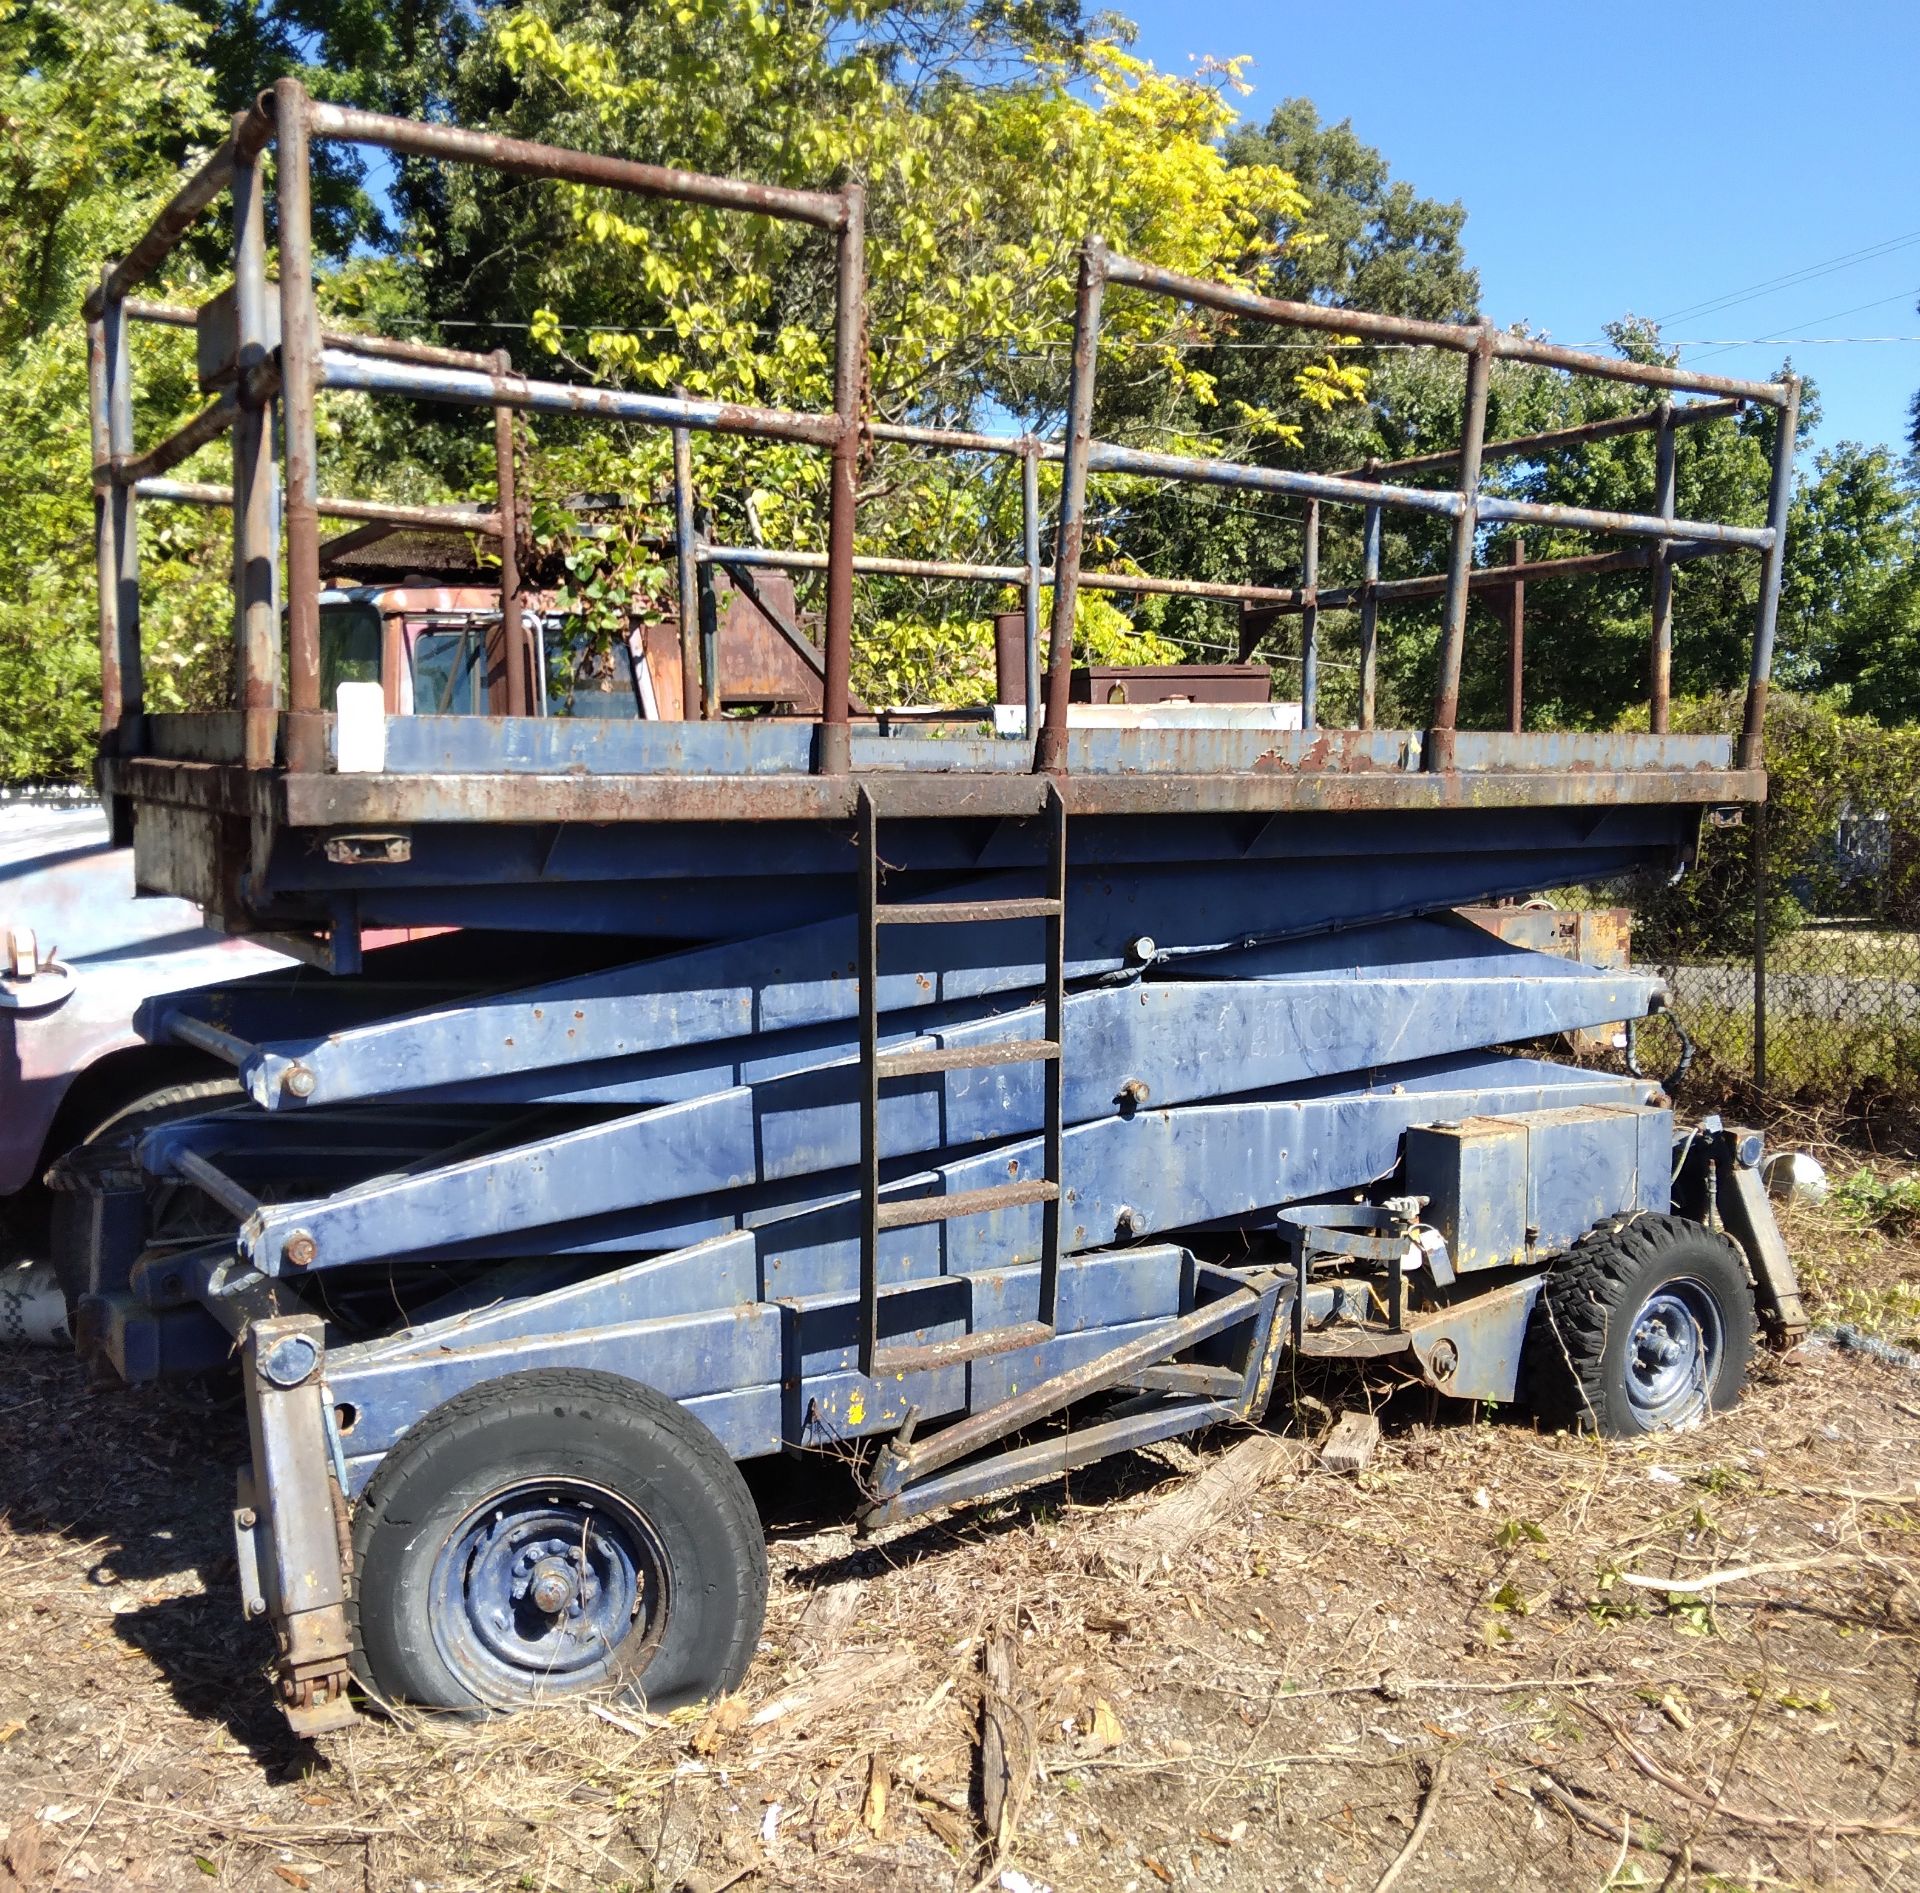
[4,1188,1920,1893]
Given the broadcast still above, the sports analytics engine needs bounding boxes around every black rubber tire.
[48,1077,242,1313]
[349,1368,767,1716]
[1522,1213,1756,1437]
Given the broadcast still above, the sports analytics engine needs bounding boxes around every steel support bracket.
[1713,1133,1809,1344]
[241,1314,358,1732]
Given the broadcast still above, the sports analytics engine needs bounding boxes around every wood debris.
[1321,1410,1382,1475]
[978,1631,1035,1869]
[1101,1432,1308,1581]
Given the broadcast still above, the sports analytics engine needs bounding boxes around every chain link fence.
[1559,697,1920,1149]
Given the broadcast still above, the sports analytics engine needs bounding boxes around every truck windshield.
[412,624,486,715]
[318,604,381,703]
[547,635,644,719]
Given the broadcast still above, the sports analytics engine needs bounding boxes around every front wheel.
[1523,1213,1756,1436]
[349,1369,767,1715]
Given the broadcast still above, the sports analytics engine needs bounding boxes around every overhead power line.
[1652,227,1920,326]
[1687,284,1920,361]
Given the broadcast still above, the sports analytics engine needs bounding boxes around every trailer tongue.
[68,85,1803,1732]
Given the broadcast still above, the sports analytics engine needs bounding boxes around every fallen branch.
[1370,1754,1448,1893]
[1615,1553,1881,1595]
[1595,1710,1920,1838]
[977,1631,1034,1880]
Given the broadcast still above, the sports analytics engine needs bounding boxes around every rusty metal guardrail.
[85,82,1798,782]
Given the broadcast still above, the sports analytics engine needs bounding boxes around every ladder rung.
[875,897,1063,925]
[877,1177,1059,1230]
[875,1039,1061,1079]
[871,1321,1055,1376]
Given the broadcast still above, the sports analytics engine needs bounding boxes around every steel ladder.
[853,781,1067,1378]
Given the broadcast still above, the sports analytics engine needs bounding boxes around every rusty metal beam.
[1037,237,1108,773]
[1649,405,1677,733]
[81,106,272,320]
[1102,251,1789,405]
[1347,396,1745,481]
[701,542,1312,608]
[135,479,498,534]
[231,127,279,766]
[1476,493,1772,549]
[1741,377,1802,770]
[307,102,847,229]
[316,348,841,447]
[493,351,528,717]
[275,79,323,752]
[127,297,499,372]
[1506,537,1527,735]
[818,181,866,773]
[1430,325,1495,768]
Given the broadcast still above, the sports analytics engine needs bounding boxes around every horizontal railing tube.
[1084,441,1466,520]
[128,298,500,373]
[137,478,499,534]
[82,111,272,320]
[1490,331,1786,405]
[1102,251,1789,407]
[1475,494,1773,549]
[318,349,842,447]
[703,545,1027,585]
[1103,253,1479,353]
[307,102,847,229]
[1351,397,1746,481]
[702,543,1314,609]
[868,421,1063,461]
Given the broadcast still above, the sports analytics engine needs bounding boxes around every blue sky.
[1114,0,1919,458]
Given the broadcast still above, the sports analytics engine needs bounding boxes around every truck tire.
[1523,1213,1755,1436]
[48,1076,242,1315]
[349,1368,767,1715]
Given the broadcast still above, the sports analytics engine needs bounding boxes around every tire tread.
[1522,1212,1754,1435]
[348,1368,766,1712]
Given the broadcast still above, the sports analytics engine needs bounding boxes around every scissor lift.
[66,85,1805,1731]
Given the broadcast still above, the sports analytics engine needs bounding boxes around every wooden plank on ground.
[1100,1432,1309,1582]
[1320,1411,1381,1475]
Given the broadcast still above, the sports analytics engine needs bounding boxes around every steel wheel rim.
[1625,1277,1723,1429]
[429,1478,670,1705]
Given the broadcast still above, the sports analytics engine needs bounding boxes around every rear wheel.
[349,1369,767,1715]
[1523,1213,1755,1436]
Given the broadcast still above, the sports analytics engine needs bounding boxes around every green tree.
[1116,97,1480,671]
[400,2,1359,702]
[1779,443,1920,722]
[0,0,223,780]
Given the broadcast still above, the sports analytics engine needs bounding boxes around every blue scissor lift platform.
[72,86,1805,1731]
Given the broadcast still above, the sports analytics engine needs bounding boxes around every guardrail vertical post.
[1649,401,1676,734]
[1357,492,1381,731]
[672,422,703,720]
[1299,500,1320,729]
[232,123,280,767]
[273,79,323,768]
[818,182,865,774]
[493,353,528,716]
[1505,535,1526,734]
[1429,324,1494,771]
[97,287,144,764]
[1753,800,1770,1093]
[1739,376,1799,772]
[87,306,122,759]
[1036,235,1107,774]
[1021,440,1042,739]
